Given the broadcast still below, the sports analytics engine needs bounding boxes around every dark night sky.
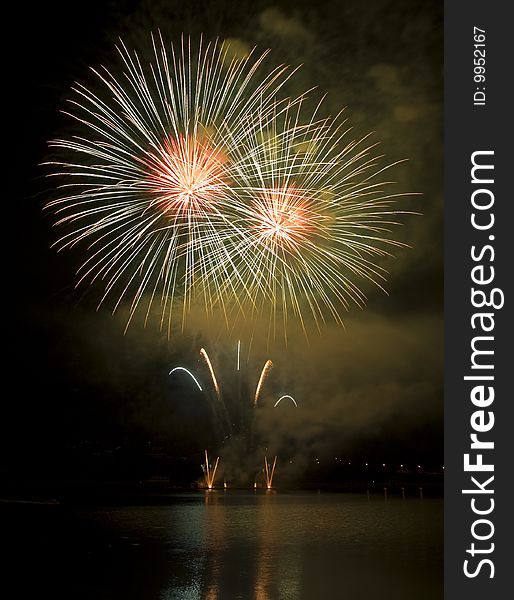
[5,0,443,481]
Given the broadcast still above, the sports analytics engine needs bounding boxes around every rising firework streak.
[200,348,221,398]
[264,455,277,490]
[254,360,273,407]
[202,449,219,490]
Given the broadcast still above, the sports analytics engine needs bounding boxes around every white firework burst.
[45,34,296,332]
[208,99,414,335]
[45,34,414,338]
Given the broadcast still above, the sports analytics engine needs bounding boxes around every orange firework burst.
[146,135,228,217]
[252,184,317,249]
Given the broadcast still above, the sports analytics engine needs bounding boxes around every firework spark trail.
[200,348,221,397]
[45,34,298,334]
[200,347,233,435]
[254,360,273,407]
[237,339,241,371]
[264,455,277,490]
[274,395,298,407]
[169,366,203,391]
[202,449,219,489]
[170,343,275,444]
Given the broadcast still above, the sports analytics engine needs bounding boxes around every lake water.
[3,492,442,599]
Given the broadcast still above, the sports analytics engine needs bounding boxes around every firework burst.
[212,99,414,336]
[46,34,414,337]
[45,34,295,333]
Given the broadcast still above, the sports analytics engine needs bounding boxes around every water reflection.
[158,492,443,600]
[159,492,305,599]
[256,492,301,600]
[2,493,442,600]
